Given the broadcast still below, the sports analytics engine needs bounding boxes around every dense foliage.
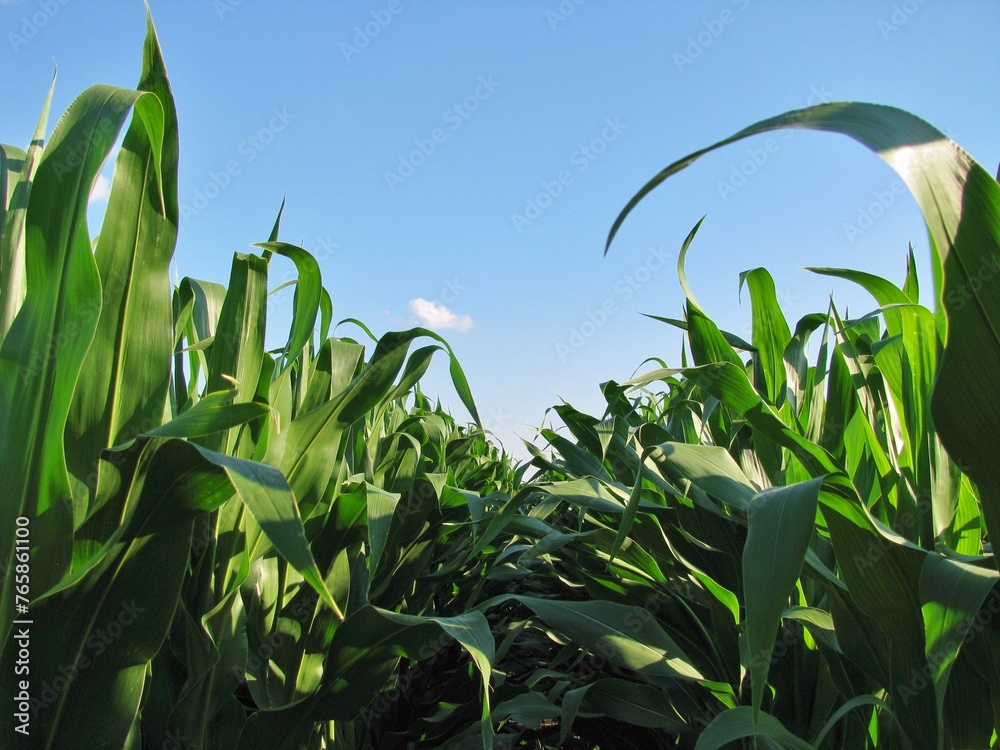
[1,14,998,750]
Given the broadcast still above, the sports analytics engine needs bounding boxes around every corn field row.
[1,14,999,750]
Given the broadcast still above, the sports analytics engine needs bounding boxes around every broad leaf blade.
[743,478,821,727]
[0,83,153,648]
[66,13,179,510]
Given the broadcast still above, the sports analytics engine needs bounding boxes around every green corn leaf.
[810,694,896,748]
[144,390,270,438]
[1,73,55,337]
[536,476,627,514]
[677,215,707,310]
[919,553,1000,748]
[0,434,340,748]
[486,594,706,682]
[820,497,937,742]
[743,478,822,728]
[630,362,841,478]
[181,277,229,341]
[0,81,162,649]
[784,312,828,418]
[645,313,756,352]
[903,243,920,302]
[739,267,792,405]
[561,679,687,739]
[491,692,560,729]
[812,266,959,549]
[609,452,648,563]
[0,438,234,749]
[695,706,815,750]
[207,253,267,400]
[193,447,341,620]
[277,327,478,518]
[686,300,745,370]
[254,241,321,373]
[65,11,179,508]
[642,439,756,513]
[318,287,333,342]
[237,607,495,750]
[364,482,399,579]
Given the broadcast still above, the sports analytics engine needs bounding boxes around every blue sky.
[3,0,998,458]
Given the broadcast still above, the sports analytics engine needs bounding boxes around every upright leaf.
[0,74,55,337]
[66,12,180,502]
[743,478,821,728]
[0,82,160,647]
[739,267,792,405]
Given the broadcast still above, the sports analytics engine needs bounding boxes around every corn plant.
[0,15,496,750]
[436,108,1000,748]
[585,103,1000,748]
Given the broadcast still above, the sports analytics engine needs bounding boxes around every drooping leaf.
[606,101,1000,568]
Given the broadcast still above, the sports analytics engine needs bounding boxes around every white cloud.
[408,298,474,332]
[89,174,111,203]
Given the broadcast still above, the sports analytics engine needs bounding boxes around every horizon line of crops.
[1,11,999,750]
